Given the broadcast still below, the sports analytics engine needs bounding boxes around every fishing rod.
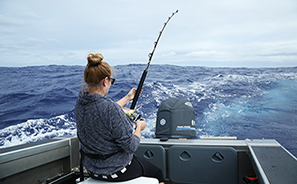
[130,10,178,110]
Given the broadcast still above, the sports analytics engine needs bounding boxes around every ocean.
[0,64,296,157]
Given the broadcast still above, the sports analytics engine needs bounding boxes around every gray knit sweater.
[74,91,140,175]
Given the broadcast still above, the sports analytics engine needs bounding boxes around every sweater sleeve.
[109,102,140,154]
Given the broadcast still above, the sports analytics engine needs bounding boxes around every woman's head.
[84,52,113,87]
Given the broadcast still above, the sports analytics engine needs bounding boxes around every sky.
[0,0,297,68]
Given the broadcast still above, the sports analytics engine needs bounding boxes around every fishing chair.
[78,150,158,184]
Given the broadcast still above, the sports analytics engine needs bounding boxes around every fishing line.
[130,10,179,109]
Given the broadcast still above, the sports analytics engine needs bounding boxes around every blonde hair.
[84,52,113,87]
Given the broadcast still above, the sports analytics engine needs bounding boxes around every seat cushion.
[79,176,159,184]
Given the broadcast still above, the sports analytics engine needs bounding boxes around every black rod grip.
[130,70,147,109]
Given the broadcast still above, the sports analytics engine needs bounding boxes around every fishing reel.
[122,107,142,125]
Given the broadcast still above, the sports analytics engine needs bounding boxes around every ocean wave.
[0,65,296,157]
[0,112,76,148]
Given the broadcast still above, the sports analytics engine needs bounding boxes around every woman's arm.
[110,103,145,154]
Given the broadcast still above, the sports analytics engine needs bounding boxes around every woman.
[74,52,165,183]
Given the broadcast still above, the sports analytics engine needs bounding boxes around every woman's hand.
[136,120,146,131]
[117,88,143,107]
[127,88,142,101]
[134,120,146,139]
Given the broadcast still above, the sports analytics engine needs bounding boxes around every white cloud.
[161,52,176,57]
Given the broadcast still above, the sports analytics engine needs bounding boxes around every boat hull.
[0,136,296,184]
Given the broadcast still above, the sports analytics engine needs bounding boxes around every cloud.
[161,52,177,57]
[0,14,25,26]
[0,0,297,67]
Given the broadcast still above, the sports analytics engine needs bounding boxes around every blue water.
[0,65,296,157]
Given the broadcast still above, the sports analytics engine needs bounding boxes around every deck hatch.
[135,145,166,178]
[168,146,237,184]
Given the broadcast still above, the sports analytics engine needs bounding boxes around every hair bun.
[87,53,104,67]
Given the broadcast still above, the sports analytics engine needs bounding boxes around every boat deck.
[249,145,297,184]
